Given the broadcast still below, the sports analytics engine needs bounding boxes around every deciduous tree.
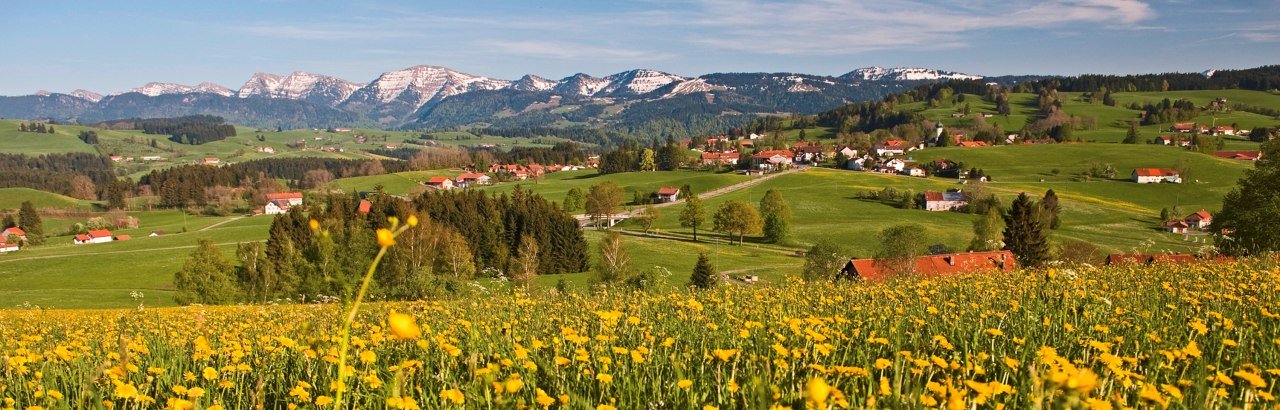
[875,224,927,275]
[174,238,239,305]
[713,200,762,245]
[759,189,791,243]
[802,240,846,281]
[679,195,706,241]
[1215,139,1280,255]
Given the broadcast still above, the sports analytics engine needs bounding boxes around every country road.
[577,166,807,227]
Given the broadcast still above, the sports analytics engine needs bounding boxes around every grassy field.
[1,260,1276,408]
[326,169,757,204]
[0,188,96,211]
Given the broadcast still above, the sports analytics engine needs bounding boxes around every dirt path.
[198,216,246,232]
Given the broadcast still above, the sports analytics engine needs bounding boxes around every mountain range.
[2,66,994,130]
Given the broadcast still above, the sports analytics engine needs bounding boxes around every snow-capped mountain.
[510,74,558,92]
[841,67,983,81]
[236,72,361,106]
[553,73,612,97]
[351,65,509,107]
[598,69,687,96]
[656,78,730,98]
[116,82,235,97]
[69,89,103,103]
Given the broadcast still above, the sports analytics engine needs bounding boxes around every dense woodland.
[102,115,240,145]
[141,157,410,208]
[0,153,115,199]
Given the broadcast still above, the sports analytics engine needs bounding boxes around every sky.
[1,0,1278,95]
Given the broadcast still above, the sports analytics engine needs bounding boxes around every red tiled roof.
[923,191,944,201]
[879,139,907,148]
[752,150,791,159]
[1163,220,1189,228]
[426,176,451,184]
[1133,168,1178,177]
[87,229,112,238]
[115,235,132,241]
[1186,210,1212,221]
[1213,151,1260,160]
[847,251,1016,281]
[357,199,372,214]
[657,187,679,196]
[957,141,988,147]
[74,234,90,242]
[701,152,740,160]
[265,192,303,200]
[2,227,24,236]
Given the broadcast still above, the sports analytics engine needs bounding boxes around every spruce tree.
[1215,138,1280,255]
[689,253,719,289]
[1003,193,1050,267]
[1041,189,1062,229]
[759,189,791,243]
[174,238,239,305]
[17,201,44,245]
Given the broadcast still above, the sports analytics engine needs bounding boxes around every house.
[751,150,793,170]
[902,167,926,177]
[1131,168,1181,183]
[838,250,1016,281]
[1184,210,1212,229]
[264,200,293,215]
[425,176,455,190]
[265,192,304,207]
[845,156,869,171]
[149,231,165,237]
[357,199,372,214]
[204,158,221,165]
[1172,123,1208,134]
[74,229,114,245]
[924,190,969,212]
[2,227,27,242]
[1210,126,1235,136]
[454,173,492,188]
[1154,135,1191,146]
[880,158,906,173]
[874,139,908,156]
[141,156,164,161]
[1213,151,1261,161]
[957,141,989,147]
[256,146,276,154]
[110,155,124,162]
[115,234,132,241]
[655,187,680,203]
[836,146,858,159]
[792,143,827,164]
[0,242,18,253]
[700,152,740,166]
[1163,220,1190,234]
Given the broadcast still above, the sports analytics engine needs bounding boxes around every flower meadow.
[2,259,1279,409]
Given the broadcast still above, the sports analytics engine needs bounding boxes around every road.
[576,166,807,227]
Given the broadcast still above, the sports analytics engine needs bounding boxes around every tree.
[593,231,630,284]
[69,175,97,200]
[759,189,791,243]
[17,201,44,245]
[968,206,1004,251]
[1160,207,1171,222]
[802,240,846,281]
[638,148,656,172]
[563,188,585,212]
[713,201,763,245]
[234,242,273,302]
[106,180,130,210]
[303,169,334,189]
[173,238,239,305]
[1122,121,1140,144]
[633,205,660,233]
[689,253,719,289]
[1041,189,1062,229]
[585,182,624,229]
[511,234,539,287]
[1003,193,1050,267]
[679,195,707,241]
[874,224,927,275]
[438,229,475,279]
[1214,139,1280,255]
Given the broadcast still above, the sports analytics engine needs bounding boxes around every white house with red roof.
[263,192,304,215]
[1172,123,1208,134]
[874,139,908,156]
[654,187,681,203]
[1163,220,1190,234]
[425,176,455,190]
[700,152,740,166]
[924,190,969,212]
[2,227,26,242]
[1184,210,1213,229]
[204,157,221,165]
[751,150,793,170]
[74,229,114,245]
[1131,168,1181,184]
[0,242,18,253]
[1210,125,1236,136]
[454,173,492,188]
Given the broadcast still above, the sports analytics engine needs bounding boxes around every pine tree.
[1215,138,1280,255]
[173,238,239,305]
[759,189,791,243]
[17,201,44,246]
[679,195,706,241]
[689,253,719,289]
[1003,193,1050,267]
[1123,122,1140,144]
[1041,189,1062,229]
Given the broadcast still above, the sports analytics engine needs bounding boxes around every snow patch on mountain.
[600,69,687,96]
[658,78,729,98]
[70,89,103,102]
[554,73,612,97]
[237,72,361,104]
[842,67,983,81]
[361,65,510,107]
[116,82,234,97]
[510,74,558,92]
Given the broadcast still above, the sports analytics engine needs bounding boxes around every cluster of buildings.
[1131,168,1183,184]
[1162,210,1213,234]
[264,192,305,215]
[1170,123,1237,136]
[422,163,587,191]
[73,229,124,245]
[1,227,26,253]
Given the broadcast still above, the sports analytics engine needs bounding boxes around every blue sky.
[2,0,1277,95]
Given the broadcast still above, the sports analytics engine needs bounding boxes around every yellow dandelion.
[388,312,421,339]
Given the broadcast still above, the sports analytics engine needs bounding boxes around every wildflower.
[309,219,320,230]
[1235,370,1266,388]
[186,387,205,399]
[597,373,613,384]
[113,382,138,400]
[315,396,334,406]
[984,328,1004,337]
[407,215,419,227]
[377,229,396,247]
[202,367,219,381]
[711,349,739,362]
[440,389,465,405]
[806,378,831,405]
[536,389,556,407]
[678,379,693,389]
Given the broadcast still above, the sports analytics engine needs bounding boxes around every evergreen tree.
[1214,139,1280,255]
[17,201,44,245]
[173,238,239,305]
[1160,207,1170,222]
[1003,193,1050,267]
[1122,122,1140,144]
[679,195,706,241]
[759,189,791,243]
[1041,189,1062,229]
[713,200,763,245]
[802,240,845,281]
[1,214,14,230]
[968,206,1004,251]
[689,253,719,289]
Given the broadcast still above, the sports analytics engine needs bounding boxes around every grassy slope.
[0,188,95,211]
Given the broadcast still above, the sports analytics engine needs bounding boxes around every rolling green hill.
[0,188,96,211]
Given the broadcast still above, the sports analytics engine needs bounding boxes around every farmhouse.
[1184,210,1212,229]
[1210,125,1235,136]
[1131,168,1181,184]
[836,146,858,159]
[265,192,304,206]
[902,167,926,177]
[957,141,989,147]
[879,158,906,173]
[924,190,969,212]
[751,150,793,170]
[141,156,164,161]
[454,173,492,188]
[700,152,740,166]
[0,242,17,253]
[1154,135,1191,146]
[791,142,827,164]
[1213,151,1261,161]
[425,176,455,190]
[2,227,26,242]
[874,139,908,156]
[204,157,221,165]
[73,229,114,245]
[654,187,680,203]
[256,146,276,154]
[1171,123,1208,134]
[838,250,1016,281]
[1163,220,1189,234]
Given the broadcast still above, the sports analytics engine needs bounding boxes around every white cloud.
[478,40,674,61]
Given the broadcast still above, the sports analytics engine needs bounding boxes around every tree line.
[597,137,695,174]
[140,157,410,208]
[110,115,238,145]
[0,153,115,199]
[16,122,56,133]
